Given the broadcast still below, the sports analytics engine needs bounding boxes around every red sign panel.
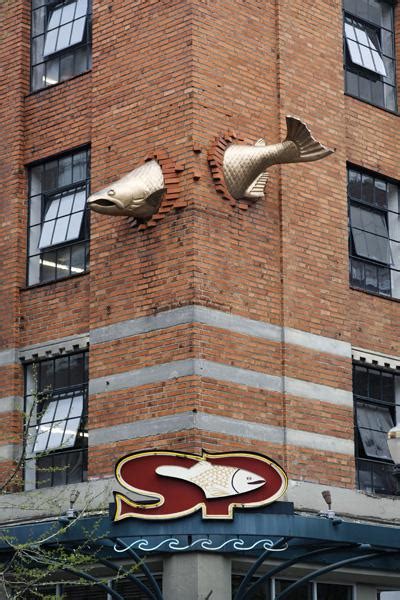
[114,450,287,521]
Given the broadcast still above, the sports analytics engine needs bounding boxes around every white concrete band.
[89,410,354,456]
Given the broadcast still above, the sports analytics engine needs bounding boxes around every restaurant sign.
[114,450,287,521]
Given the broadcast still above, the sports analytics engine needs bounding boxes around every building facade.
[0,0,400,598]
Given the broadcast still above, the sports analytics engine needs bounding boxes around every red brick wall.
[1,0,399,494]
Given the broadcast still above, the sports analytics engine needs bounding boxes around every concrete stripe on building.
[89,358,352,408]
[89,410,354,455]
[0,349,18,367]
[0,396,23,413]
[90,305,351,358]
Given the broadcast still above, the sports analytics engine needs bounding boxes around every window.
[348,166,400,299]
[231,576,354,600]
[25,351,88,490]
[28,148,90,286]
[343,0,396,111]
[379,592,400,599]
[353,360,400,495]
[31,0,92,92]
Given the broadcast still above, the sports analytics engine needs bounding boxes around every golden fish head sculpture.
[87,159,166,220]
[222,116,334,200]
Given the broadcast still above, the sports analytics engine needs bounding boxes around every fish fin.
[284,116,334,163]
[254,138,266,147]
[244,171,269,200]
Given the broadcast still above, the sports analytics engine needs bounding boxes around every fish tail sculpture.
[156,460,266,499]
[222,116,334,200]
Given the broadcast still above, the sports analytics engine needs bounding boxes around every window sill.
[26,69,91,98]
[21,269,89,292]
[350,284,400,304]
[345,92,399,117]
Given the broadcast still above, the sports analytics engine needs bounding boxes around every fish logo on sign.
[114,450,288,521]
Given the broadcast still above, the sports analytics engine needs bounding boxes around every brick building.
[1,0,400,598]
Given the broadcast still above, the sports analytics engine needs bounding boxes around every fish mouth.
[87,195,127,215]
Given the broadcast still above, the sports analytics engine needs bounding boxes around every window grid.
[31,0,92,92]
[348,166,400,299]
[28,148,90,286]
[25,351,88,490]
[231,575,354,600]
[353,362,399,496]
[343,0,397,112]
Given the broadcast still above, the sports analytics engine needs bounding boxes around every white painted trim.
[89,359,351,411]
[19,333,89,362]
[285,327,351,357]
[284,377,353,407]
[0,397,23,413]
[0,349,18,367]
[352,347,400,370]
[90,305,351,358]
[89,410,354,455]
[89,359,283,395]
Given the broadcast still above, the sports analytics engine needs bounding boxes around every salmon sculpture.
[156,460,266,499]
[221,116,334,200]
[87,159,166,220]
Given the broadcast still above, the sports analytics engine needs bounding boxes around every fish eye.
[108,189,115,196]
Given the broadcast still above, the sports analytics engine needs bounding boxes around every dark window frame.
[24,351,88,490]
[27,146,90,287]
[353,360,399,496]
[31,0,92,92]
[348,164,400,300]
[343,0,397,112]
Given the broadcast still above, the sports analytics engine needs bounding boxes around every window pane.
[69,395,84,418]
[40,250,57,281]
[317,583,353,600]
[51,215,70,245]
[72,153,87,182]
[58,155,73,187]
[71,243,86,274]
[34,402,57,452]
[374,178,387,208]
[362,173,374,204]
[32,6,46,35]
[43,26,58,56]
[70,17,86,45]
[75,0,88,18]
[60,52,75,81]
[56,245,72,278]
[56,22,73,52]
[369,368,381,400]
[69,353,84,385]
[346,39,362,65]
[356,402,393,459]
[44,57,60,86]
[354,365,368,397]
[39,220,56,249]
[54,356,69,389]
[275,580,311,600]
[378,265,391,295]
[58,192,74,216]
[60,2,76,24]
[348,169,362,199]
[351,206,391,263]
[73,189,86,211]
[48,6,62,30]
[32,63,45,91]
[67,211,84,240]
[43,160,58,192]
